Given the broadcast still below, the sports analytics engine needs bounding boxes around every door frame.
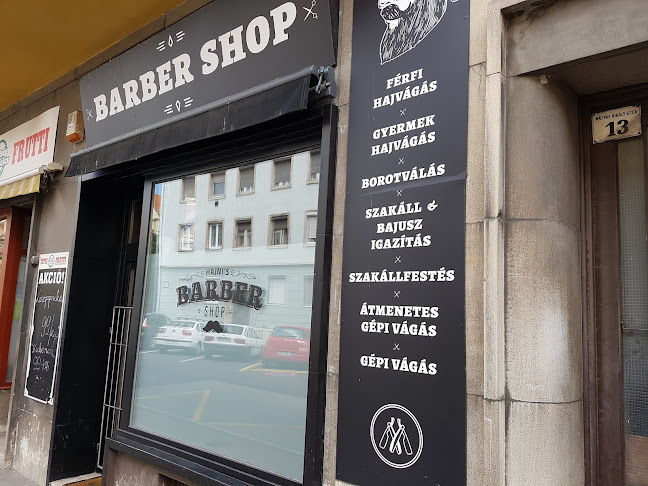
[0,207,27,389]
[580,84,648,485]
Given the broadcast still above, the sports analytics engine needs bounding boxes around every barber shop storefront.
[40,0,472,483]
[5,0,648,485]
[56,2,338,485]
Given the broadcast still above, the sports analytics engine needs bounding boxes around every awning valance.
[0,162,64,201]
[66,66,336,177]
[0,174,40,200]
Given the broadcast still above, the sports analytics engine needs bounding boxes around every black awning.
[66,66,335,177]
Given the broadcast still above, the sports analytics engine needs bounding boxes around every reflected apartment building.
[147,150,320,332]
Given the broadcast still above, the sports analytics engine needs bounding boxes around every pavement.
[0,468,39,486]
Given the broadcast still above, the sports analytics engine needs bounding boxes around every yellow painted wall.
[0,0,188,112]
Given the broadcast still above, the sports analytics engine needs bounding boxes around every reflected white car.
[203,324,263,360]
[153,319,206,355]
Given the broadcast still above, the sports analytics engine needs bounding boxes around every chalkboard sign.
[25,252,69,404]
[336,0,469,484]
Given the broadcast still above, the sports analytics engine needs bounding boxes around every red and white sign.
[0,106,60,184]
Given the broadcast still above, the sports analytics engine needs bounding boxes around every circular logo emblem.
[370,404,423,469]
[47,255,55,268]
[0,140,8,165]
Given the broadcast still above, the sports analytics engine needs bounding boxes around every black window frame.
[110,105,337,486]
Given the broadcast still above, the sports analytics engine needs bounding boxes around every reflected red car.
[262,326,310,366]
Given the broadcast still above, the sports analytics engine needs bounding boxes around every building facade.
[0,0,647,485]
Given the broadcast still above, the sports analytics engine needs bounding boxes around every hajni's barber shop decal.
[336,0,468,484]
[172,267,265,321]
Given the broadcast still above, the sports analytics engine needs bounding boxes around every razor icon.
[379,417,413,456]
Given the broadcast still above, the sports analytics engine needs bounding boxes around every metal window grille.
[97,306,132,469]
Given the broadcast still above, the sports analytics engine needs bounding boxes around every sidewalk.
[0,468,39,486]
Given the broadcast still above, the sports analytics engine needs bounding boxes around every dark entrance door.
[49,175,144,482]
[0,207,29,389]
[585,94,648,486]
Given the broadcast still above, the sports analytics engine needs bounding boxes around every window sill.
[105,435,258,486]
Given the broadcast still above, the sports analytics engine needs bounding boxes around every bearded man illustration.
[378,0,447,64]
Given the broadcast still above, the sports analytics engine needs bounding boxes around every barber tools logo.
[378,0,448,64]
[370,404,423,468]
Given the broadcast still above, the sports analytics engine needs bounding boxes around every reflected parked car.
[262,326,310,367]
[153,319,206,355]
[140,313,171,349]
[203,324,263,360]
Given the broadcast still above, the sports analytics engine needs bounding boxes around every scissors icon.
[303,0,318,20]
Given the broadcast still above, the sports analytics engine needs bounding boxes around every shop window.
[207,222,223,250]
[305,212,317,245]
[234,219,252,249]
[273,158,291,189]
[238,166,255,195]
[181,177,196,203]
[268,275,286,304]
[131,148,323,482]
[178,224,194,251]
[308,150,321,183]
[210,172,225,199]
[270,215,289,246]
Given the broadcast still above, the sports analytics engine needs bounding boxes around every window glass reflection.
[131,150,320,482]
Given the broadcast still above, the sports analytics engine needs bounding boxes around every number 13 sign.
[592,105,642,144]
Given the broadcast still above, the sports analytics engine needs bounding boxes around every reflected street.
[131,348,309,481]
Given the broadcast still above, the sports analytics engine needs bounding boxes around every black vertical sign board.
[336,0,469,484]
[25,253,69,404]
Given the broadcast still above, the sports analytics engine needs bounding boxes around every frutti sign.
[0,106,60,183]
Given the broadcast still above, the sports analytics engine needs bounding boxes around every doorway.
[49,174,144,482]
[584,92,648,485]
[0,207,30,450]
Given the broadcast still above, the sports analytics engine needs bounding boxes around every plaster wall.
[0,81,83,484]
[0,84,83,484]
